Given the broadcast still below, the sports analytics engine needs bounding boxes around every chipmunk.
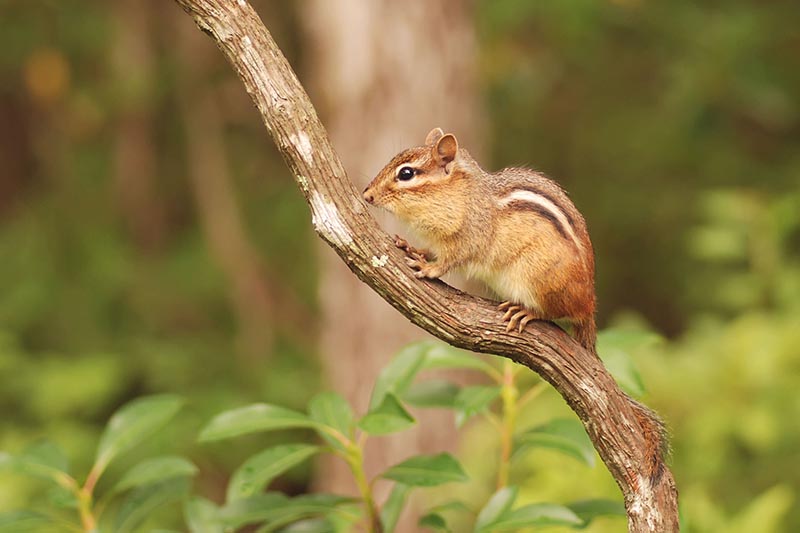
[362,127,596,348]
[363,128,668,480]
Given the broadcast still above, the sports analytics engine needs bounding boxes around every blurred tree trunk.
[0,102,32,214]
[301,0,484,524]
[175,13,277,362]
[111,0,166,251]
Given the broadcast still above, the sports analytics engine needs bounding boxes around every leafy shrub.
[1,340,636,532]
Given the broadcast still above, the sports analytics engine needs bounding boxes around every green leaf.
[220,493,351,530]
[113,456,197,493]
[382,453,468,487]
[227,444,321,502]
[46,485,77,509]
[0,511,60,532]
[325,503,364,533]
[454,386,501,427]
[380,483,410,533]
[421,343,498,376]
[17,441,68,473]
[514,418,595,467]
[479,503,582,531]
[596,348,645,397]
[277,518,335,532]
[1,441,73,489]
[114,477,191,533]
[199,404,318,442]
[95,394,183,475]
[426,501,473,515]
[419,501,471,532]
[185,497,224,533]
[369,341,497,412]
[596,329,662,353]
[566,499,625,528]
[219,493,288,529]
[369,343,429,409]
[358,393,416,435]
[403,380,460,408]
[308,392,354,451]
[596,329,661,397]
[419,513,450,531]
[475,487,518,530]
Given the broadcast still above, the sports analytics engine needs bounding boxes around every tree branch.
[173,1,679,531]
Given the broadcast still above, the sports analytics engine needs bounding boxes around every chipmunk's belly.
[464,263,542,313]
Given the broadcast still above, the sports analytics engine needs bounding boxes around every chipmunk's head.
[363,128,464,224]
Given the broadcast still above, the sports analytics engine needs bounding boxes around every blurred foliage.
[0,0,799,532]
[477,0,800,335]
[2,344,626,532]
[0,0,319,520]
[643,188,800,532]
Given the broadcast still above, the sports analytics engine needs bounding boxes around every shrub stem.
[346,444,382,532]
[497,360,519,489]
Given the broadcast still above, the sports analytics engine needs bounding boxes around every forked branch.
[173,0,679,530]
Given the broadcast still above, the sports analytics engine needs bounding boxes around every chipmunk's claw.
[396,234,440,278]
[498,302,540,333]
[498,301,513,311]
[517,313,537,332]
[501,305,523,321]
[395,235,428,262]
[404,256,422,269]
[411,260,444,279]
[394,234,411,250]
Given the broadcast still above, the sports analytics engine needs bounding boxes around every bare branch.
[173,0,679,530]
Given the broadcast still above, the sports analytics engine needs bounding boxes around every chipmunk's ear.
[434,133,458,169]
[425,127,444,146]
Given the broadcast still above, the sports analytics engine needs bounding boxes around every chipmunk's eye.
[397,166,416,181]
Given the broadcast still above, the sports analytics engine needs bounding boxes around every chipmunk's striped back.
[498,189,584,253]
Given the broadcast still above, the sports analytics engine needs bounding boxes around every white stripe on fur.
[499,190,583,251]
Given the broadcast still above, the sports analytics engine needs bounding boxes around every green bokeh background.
[1,0,798,531]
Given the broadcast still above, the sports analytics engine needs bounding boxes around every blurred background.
[1,0,799,531]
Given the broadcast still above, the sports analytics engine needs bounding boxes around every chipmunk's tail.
[574,316,670,484]
[573,317,597,353]
[628,396,671,484]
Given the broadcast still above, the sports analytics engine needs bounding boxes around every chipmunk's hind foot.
[498,301,542,333]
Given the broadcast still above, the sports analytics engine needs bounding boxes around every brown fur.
[363,128,596,346]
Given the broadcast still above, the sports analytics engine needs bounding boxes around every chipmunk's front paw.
[405,256,444,279]
[395,235,442,278]
[394,235,429,262]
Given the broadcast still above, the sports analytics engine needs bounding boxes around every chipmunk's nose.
[363,189,375,204]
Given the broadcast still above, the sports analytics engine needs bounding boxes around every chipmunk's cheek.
[372,193,395,210]
[377,200,394,213]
